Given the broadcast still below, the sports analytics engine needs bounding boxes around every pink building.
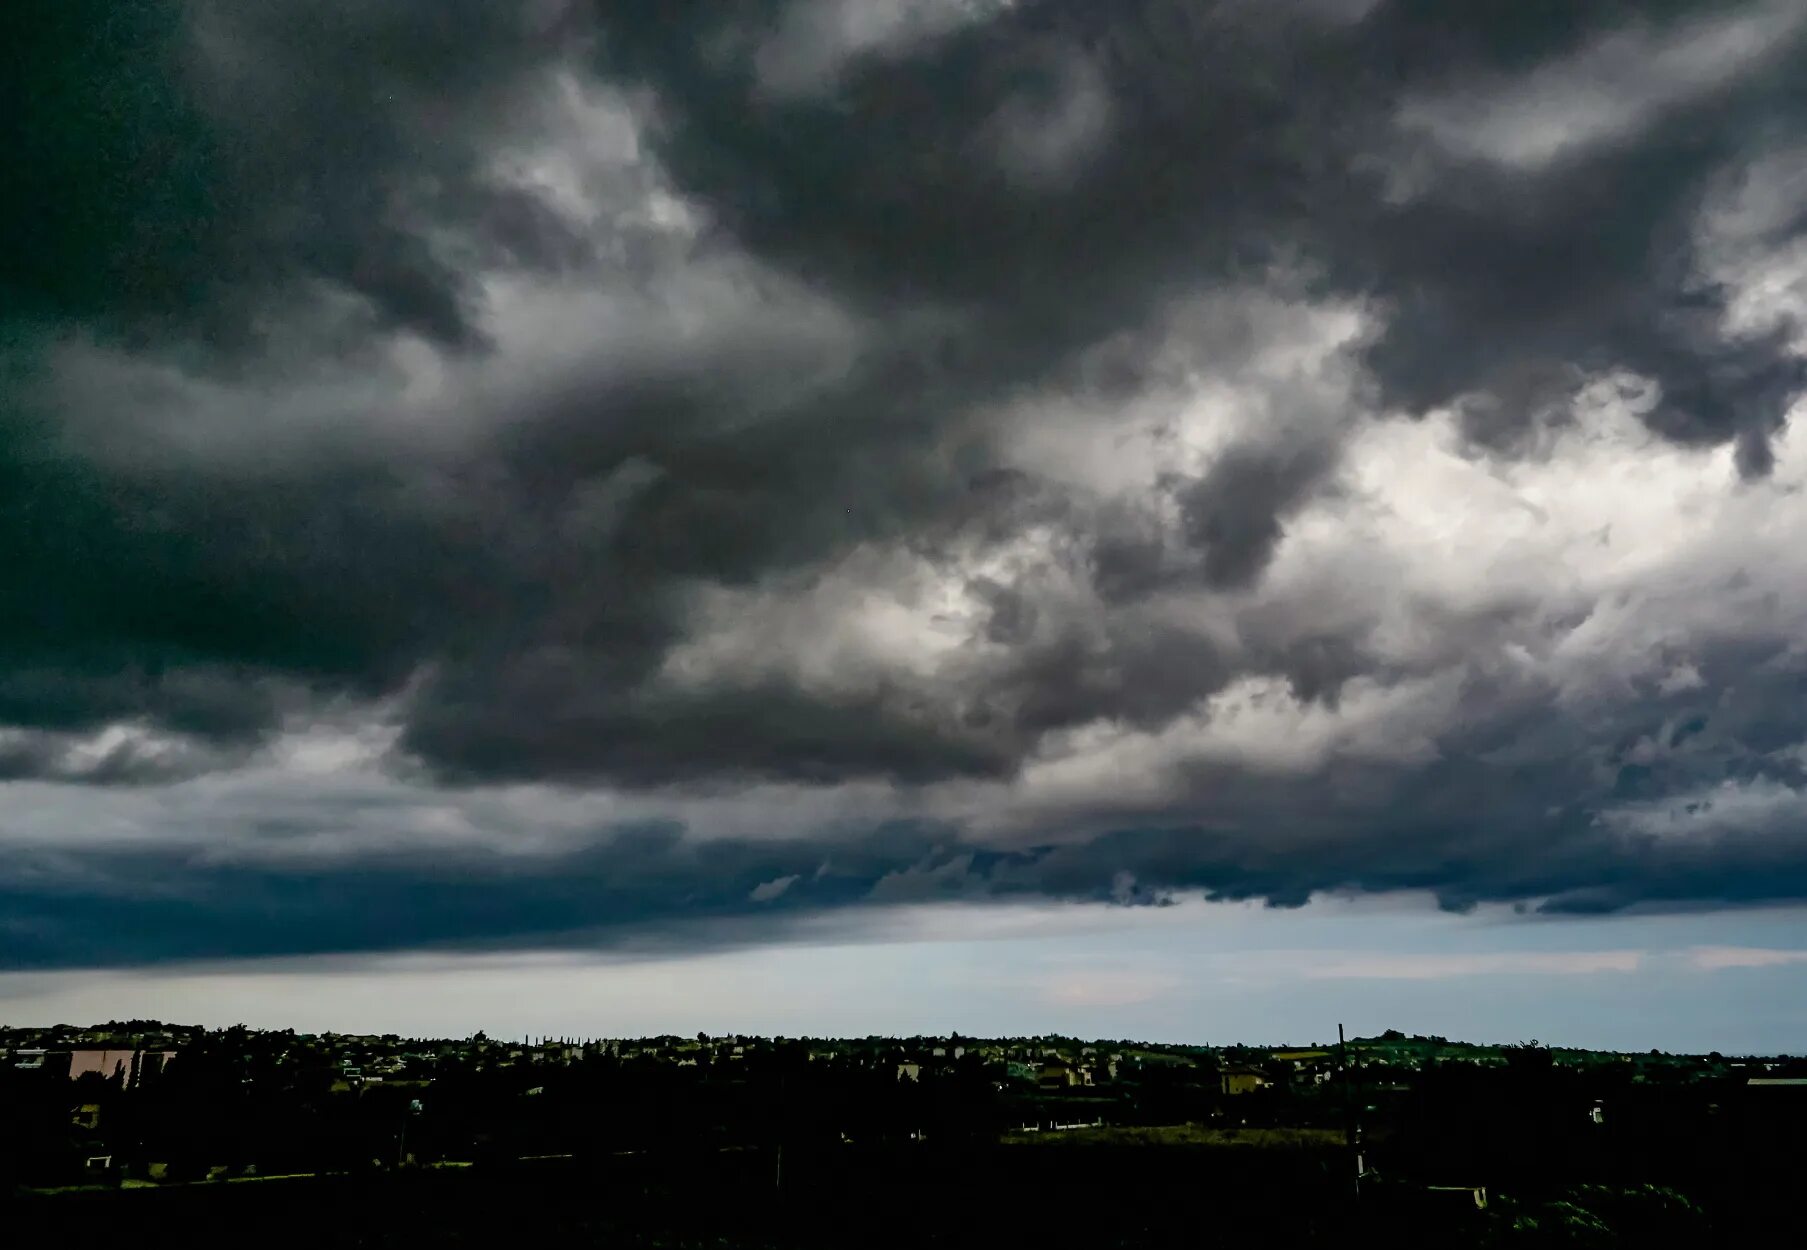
[67,1048,177,1084]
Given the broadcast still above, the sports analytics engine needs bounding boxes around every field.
[7,1141,1358,1249]
[1002,1123,1345,1150]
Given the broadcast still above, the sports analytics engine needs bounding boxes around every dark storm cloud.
[1355,0,1807,464]
[5,0,1807,968]
[1176,439,1341,590]
[5,0,597,349]
[0,403,514,750]
[0,823,955,969]
[602,0,1807,460]
[8,761,1807,970]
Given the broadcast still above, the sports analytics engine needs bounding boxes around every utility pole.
[774,1071,786,1193]
[1337,1024,1363,1200]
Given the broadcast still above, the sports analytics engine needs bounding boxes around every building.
[67,1047,177,1085]
[1220,1066,1271,1096]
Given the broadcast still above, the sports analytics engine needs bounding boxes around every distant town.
[7,1019,1803,1101]
[5,1019,1803,1245]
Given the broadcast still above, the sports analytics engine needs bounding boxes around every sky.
[5,0,1807,1049]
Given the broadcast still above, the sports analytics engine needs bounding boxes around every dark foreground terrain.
[8,1025,1803,1244]
[5,1140,1790,1249]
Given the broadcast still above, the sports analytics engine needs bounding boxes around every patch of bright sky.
[5,896,1804,1054]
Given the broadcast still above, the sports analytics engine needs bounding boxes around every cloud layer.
[6,1,1807,968]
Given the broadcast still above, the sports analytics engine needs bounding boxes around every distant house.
[896,1062,922,1082]
[1038,1062,1081,1090]
[1220,1066,1271,1096]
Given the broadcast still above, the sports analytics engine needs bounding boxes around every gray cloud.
[4,1,1807,967]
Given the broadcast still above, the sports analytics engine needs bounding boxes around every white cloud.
[1603,776,1807,844]
[751,0,1018,98]
[1697,144,1807,354]
[978,50,1113,189]
[749,874,800,903]
[1301,950,1645,980]
[1684,945,1807,971]
[1397,2,1807,170]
